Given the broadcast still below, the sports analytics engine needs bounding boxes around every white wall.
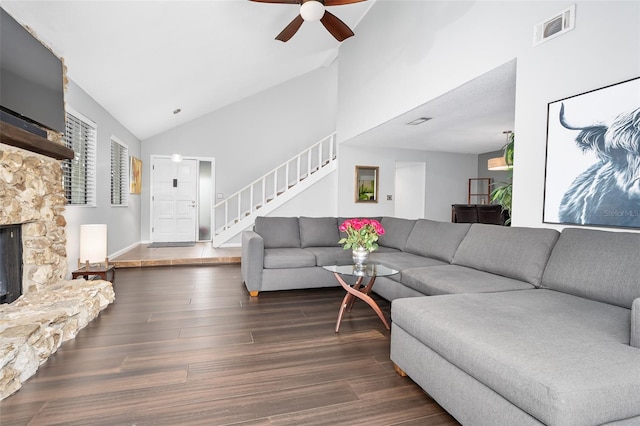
[140,63,339,240]
[337,1,640,231]
[424,151,478,221]
[61,1,640,258]
[64,80,142,277]
[337,1,524,144]
[269,170,338,218]
[338,144,476,221]
[512,1,640,230]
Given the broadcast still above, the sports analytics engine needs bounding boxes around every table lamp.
[79,224,108,269]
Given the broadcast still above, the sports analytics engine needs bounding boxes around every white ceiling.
[1,0,374,140]
[344,59,517,154]
[1,0,515,153]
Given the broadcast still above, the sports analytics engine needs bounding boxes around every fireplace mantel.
[0,121,74,160]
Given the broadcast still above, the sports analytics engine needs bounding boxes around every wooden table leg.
[335,292,352,333]
[334,272,390,332]
[346,276,364,311]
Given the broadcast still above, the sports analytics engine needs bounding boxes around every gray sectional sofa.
[241,216,640,425]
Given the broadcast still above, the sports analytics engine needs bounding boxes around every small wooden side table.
[323,262,399,333]
[72,264,116,283]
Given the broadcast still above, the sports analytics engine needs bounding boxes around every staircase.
[212,133,337,247]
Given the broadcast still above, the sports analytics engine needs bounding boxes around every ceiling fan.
[250,0,367,42]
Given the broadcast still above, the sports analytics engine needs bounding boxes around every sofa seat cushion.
[452,224,559,287]
[401,264,535,295]
[370,251,446,282]
[392,290,640,426]
[303,247,352,266]
[263,248,316,269]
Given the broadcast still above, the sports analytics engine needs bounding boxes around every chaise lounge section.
[391,227,640,425]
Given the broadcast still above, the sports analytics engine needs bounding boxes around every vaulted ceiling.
[2,0,374,140]
[2,0,515,153]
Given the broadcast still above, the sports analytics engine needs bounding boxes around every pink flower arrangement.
[338,218,385,252]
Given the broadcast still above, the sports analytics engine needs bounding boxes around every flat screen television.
[0,7,65,135]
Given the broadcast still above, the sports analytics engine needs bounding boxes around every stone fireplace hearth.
[0,143,115,400]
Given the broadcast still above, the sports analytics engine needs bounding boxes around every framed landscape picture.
[355,165,378,203]
[543,77,640,229]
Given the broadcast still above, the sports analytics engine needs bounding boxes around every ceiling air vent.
[407,117,432,126]
[533,5,575,46]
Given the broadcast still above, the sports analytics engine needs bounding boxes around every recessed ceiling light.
[407,117,432,125]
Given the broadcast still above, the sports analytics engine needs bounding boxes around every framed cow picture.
[543,76,640,229]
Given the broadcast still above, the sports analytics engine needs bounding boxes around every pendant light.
[488,130,513,171]
[171,108,183,163]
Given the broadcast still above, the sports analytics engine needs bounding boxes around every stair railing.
[213,133,337,236]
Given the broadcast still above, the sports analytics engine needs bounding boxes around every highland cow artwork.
[543,77,640,229]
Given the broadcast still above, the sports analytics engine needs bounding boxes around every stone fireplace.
[0,142,115,400]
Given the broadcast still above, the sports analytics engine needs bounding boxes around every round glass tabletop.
[323,261,399,278]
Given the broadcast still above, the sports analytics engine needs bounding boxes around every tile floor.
[111,242,241,268]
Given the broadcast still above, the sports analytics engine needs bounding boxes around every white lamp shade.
[171,153,183,163]
[300,1,325,22]
[79,224,107,263]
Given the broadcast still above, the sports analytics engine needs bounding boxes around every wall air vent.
[533,5,575,46]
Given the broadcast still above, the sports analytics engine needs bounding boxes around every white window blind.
[62,109,96,206]
[110,137,128,206]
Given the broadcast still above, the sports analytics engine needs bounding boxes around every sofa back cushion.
[377,217,416,251]
[299,217,340,248]
[405,219,471,263]
[452,224,559,287]
[254,216,300,248]
[541,228,640,309]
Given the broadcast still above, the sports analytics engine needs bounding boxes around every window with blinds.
[62,109,96,206]
[110,137,128,206]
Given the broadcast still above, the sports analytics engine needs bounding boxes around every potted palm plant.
[490,132,514,224]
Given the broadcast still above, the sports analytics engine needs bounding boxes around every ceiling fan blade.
[325,0,367,5]
[249,0,299,3]
[320,10,354,41]
[276,14,305,42]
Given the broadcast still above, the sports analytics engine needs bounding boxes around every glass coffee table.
[323,262,399,333]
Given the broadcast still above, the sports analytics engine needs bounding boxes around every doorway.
[150,156,216,243]
[395,161,426,219]
[151,157,197,242]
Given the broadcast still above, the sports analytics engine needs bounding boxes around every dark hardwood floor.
[1,265,459,425]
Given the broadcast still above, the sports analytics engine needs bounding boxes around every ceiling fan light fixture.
[300,1,325,22]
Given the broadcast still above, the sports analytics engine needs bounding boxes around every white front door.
[152,158,198,242]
